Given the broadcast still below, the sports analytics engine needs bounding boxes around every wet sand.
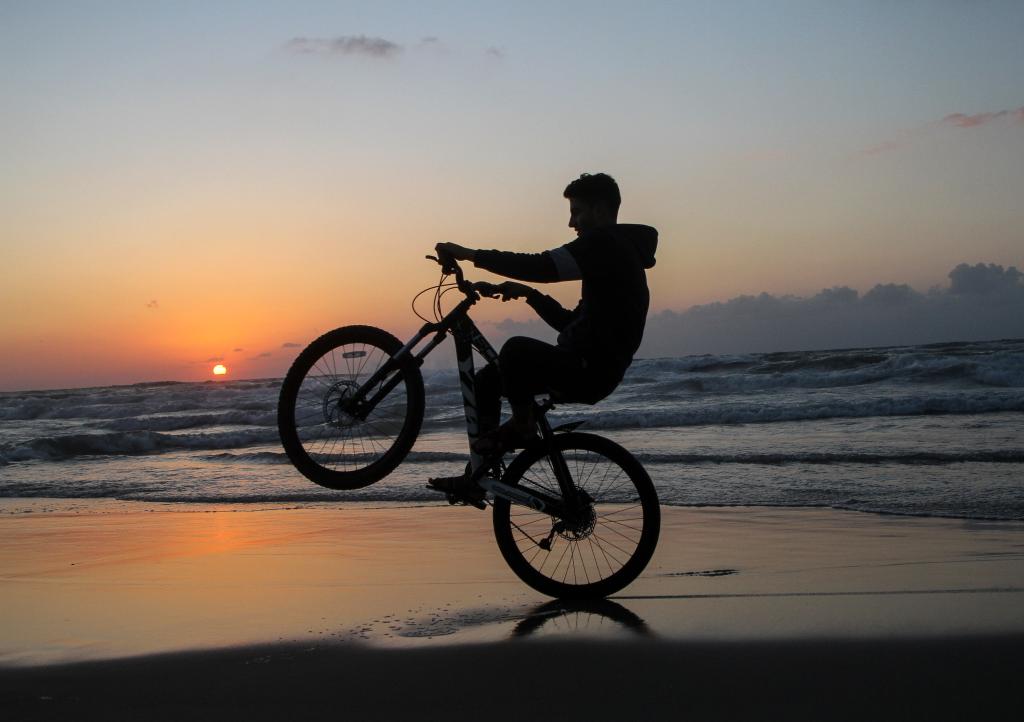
[2,501,1023,719]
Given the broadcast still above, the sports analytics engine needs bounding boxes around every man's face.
[568,199,613,236]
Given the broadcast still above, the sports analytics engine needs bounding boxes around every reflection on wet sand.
[511,599,652,639]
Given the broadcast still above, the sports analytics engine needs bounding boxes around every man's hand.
[473,281,533,302]
[435,242,476,263]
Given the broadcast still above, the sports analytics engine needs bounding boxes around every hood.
[614,223,658,269]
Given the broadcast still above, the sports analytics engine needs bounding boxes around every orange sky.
[2,3,1022,390]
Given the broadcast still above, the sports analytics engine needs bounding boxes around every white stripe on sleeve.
[549,246,582,281]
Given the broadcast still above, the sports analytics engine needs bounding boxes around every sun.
[212,364,227,376]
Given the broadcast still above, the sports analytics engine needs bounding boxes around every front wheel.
[277,325,425,489]
[492,432,660,599]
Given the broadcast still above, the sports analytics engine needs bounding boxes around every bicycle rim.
[279,326,423,489]
[493,433,660,598]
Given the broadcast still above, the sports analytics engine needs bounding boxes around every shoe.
[427,473,486,509]
[472,421,538,457]
[427,473,478,494]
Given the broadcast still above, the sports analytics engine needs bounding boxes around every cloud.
[145,299,159,309]
[948,262,1023,295]
[863,106,1024,155]
[285,35,402,58]
[473,263,1024,361]
[233,347,244,353]
[484,46,505,59]
[281,342,301,348]
[249,352,272,360]
[205,356,224,362]
[636,263,1024,356]
[942,107,1024,129]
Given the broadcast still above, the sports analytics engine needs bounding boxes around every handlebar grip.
[432,247,459,273]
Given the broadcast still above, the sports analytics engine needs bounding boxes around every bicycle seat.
[539,389,586,407]
[535,393,563,414]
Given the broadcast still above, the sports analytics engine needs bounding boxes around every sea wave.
[0,428,281,464]
[199,450,467,464]
[411,344,1024,403]
[633,450,1024,465]
[619,351,1024,396]
[0,383,276,421]
[103,411,277,432]
[196,449,1024,467]
[3,342,1021,427]
[562,391,1024,430]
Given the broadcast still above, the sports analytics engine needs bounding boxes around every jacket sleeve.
[526,291,578,332]
[473,249,560,282]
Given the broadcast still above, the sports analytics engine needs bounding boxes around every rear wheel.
[492,432,660,598]
[277,325,424,489]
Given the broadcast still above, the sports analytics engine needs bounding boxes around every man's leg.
[425,363,501,502]
[498,337,587,436]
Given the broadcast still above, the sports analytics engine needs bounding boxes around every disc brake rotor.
[322,380,359,428]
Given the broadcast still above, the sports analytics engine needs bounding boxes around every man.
[429,172,657,498]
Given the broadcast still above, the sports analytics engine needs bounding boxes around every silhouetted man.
[429,172,657,498]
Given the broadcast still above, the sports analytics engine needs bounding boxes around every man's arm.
[526,291,577,331]
[436,242,580,331]
[473,280,577,332]
[435,242,582,283]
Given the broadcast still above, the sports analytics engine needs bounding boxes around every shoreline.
[6,495,1024,523]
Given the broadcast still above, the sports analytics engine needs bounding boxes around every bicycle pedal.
[446,492,486,511]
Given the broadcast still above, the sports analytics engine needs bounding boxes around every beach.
[3,501,1023,719]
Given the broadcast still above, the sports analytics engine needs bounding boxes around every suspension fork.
[346,299,477,418]
[346,335,427,419]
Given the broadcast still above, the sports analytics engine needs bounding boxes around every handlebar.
[425,252,475,298]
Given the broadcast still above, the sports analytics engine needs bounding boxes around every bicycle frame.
[342,260,585,522]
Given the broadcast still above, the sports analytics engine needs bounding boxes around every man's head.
[564,173,620,236]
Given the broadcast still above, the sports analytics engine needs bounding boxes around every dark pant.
[475,336,615,434]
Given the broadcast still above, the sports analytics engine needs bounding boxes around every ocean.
[2,338,1023,520]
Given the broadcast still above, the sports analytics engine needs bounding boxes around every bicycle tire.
[277,325,425,489]
[492,432,660,599]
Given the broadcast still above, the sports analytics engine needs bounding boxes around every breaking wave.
[0,428,280,464]
[566,391,1024,430]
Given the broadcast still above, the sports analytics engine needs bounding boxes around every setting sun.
[212,364,227,376]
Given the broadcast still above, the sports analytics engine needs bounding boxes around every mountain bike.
[277,253,660,598]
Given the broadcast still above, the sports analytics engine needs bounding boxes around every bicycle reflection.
[510,599,652,640]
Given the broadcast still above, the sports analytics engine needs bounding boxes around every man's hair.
[563,173,621,214]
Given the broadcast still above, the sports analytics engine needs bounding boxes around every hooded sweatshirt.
[473,223,658,392]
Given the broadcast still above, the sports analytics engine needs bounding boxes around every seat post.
[534,397,555,441]
[532,396,583,510]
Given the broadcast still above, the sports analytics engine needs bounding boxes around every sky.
[2,1,1022,390]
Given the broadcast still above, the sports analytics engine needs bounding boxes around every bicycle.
[277,253,660,598]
